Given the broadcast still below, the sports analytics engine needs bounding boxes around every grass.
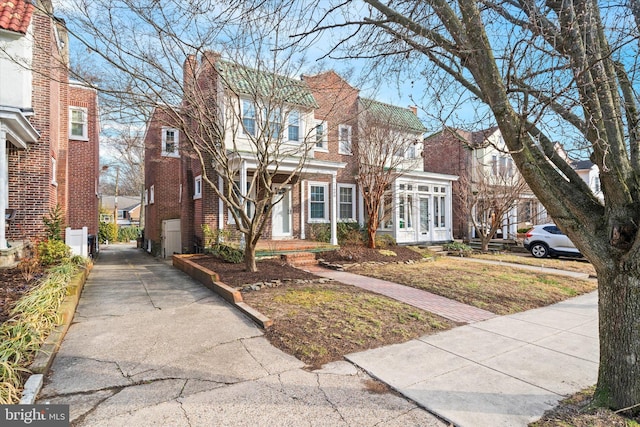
[0,262,79,404]
[243,282,455,368]
[470,253,597,276]
[348,257,597,315]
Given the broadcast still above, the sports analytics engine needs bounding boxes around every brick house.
[143,54,456,256]
[0,0,99,262]
[424,126,546,240]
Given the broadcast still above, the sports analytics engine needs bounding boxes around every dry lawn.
[471,253,597,276]
[349,258,597,315]
[242,280,455,369]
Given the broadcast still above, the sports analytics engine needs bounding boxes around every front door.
[272,185,292,238]
[419,197,431,241]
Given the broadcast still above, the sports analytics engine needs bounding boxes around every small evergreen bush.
[37,239,71,266]
[209,244,244,263]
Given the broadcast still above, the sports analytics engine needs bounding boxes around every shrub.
[99,221,117,243]
[375,234,396,248]
[117,226,140,242]
[0,260,78,403]
[337,222,365,245]
[201,225,231,247]
[43,204,64,241]
[208,244,244,263]
[308,223,331,243]
[18,257,39,282]
[37,240,71,266]
[517,227,531,234]
[443,241,473,257]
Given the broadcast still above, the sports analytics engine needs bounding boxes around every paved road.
[37,244,444,426]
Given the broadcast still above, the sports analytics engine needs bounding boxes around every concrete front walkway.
[37,244,445,426]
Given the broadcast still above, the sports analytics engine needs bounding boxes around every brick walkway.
[304,265,497,324]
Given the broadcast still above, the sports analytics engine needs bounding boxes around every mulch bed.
[316,245,424,264]
[0,267,42,324]
[187,255,318,287]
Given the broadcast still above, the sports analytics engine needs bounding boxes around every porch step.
[281,251,318,267]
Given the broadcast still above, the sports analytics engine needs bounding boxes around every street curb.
[172,254,273,328]
[20,263,93,404]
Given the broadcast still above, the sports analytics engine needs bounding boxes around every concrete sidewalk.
[346,291,599,426]
[36,244,444,426]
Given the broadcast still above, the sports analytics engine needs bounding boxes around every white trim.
[287,109,302,142]
[193,175,202,199]
[69,106,89,140]
[51,157,57,186]
[331,175,338,245]
[150,185,155,204]
[300,180,306,239]
[308,181,329,223]
[144,189,148,206]
[0,130,7,249]
[314,119,328,151]
[337,183,356,221]
[161,127,180,157]
[338,124,352,155]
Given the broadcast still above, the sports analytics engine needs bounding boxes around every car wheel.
[530,243,548,258]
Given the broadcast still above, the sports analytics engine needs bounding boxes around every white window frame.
[242,99,256,136]
[338,124,352,155]
[193,175,202,199]
[51,157,57,186]
[337,184,356,221]
[161,127,179,157]
[308,182,329,223]
[287,109,301,142]
[314,120,328,151]
[227,180,256,225]
[149,185,155,204]
[144,189,148,206]
[69,107,88,140]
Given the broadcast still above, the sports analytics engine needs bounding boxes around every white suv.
[523,224,582,258]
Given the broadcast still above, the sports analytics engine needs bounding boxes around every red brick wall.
[7,9,63,241]
[143,108,183,252]
[303,71,361,230]
[424,130,472,239]
[67,85,99,234]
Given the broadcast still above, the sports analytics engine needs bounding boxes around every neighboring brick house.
[0,0,99,261]
[304,71,457,244]
[424,126,546,240]
[144,55,456,257]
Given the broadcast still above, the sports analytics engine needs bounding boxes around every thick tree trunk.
[595,263,640,412]
[368,226,377,249]
[244,242,257,272]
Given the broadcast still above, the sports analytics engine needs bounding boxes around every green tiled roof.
[216,60,318,109]
[359,98,426,133]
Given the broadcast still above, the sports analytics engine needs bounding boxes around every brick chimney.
[409,105,418,115]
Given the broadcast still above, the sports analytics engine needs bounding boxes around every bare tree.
[356,99,423,248]
[100,126,145,197]
[50,0,322,272]
[458,160,529,252]
[307,0,640,411]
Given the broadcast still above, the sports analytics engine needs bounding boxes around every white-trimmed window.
[228,180,255,224]
[144,189,148,206]
[268,107,282,139]
[315,120,327,150]
[150,185,155,204]
[194,175,202,199]
[338,184,356,221]
[308,182,328,222]
[161,128,179,157]
[242,100,256,136]
[435,195,446,228]
[288,110,300,142]
[51,157,57,186]
[69,107,88,140]
[398,192,414,229]
[378,192,393,229]
[406,143,416,159]
[338,124,352,155]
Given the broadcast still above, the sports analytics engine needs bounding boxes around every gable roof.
[572,159,595,170]
[215,60,318,109]
[359,98,426,133]
[0,0,34,34]
[471,126,500,147]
